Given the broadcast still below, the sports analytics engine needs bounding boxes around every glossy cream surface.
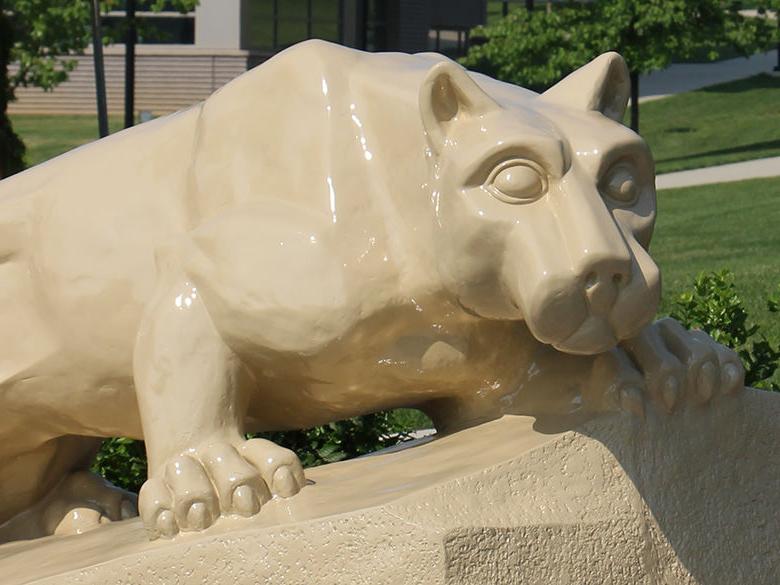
[0,42,745,543]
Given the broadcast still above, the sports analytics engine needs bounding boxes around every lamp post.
[775,16,779,72]
[124,0,137,128]
[89,0,109,138]
[503,0,534,16]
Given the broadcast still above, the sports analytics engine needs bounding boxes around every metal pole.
[502,1,508,17]
[776,39,780,71]
[775,17,780,72]
[272,0,279,49]
[306,0,312,39]
[90,0,109,138]
[124,0,136,128]
[526,0,534,11]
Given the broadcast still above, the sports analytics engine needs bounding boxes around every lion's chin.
[551,315,618,355]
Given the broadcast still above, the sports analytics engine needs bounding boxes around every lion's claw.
[139,438,304,540]
[591,318,745,416]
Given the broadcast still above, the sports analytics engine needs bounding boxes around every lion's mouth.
[455,296,483,319]
[551,314,618,355]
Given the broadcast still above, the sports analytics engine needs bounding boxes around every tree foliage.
[461,0,779,130]
[0,2,25,177]
[592,0,776,74]
[460,5,598,93]
[5,1,92,92]
[6,0,196,91]
[0,0,198,178]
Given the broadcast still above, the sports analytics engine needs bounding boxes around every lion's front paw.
[596,317,745,416]
[42,471,138,536]
[138,438,305,540]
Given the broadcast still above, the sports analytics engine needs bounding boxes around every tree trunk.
[629,70,639,133]
[0,2,26,180]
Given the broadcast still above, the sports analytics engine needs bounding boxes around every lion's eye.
[602,164,638,204]
[487,162,545,203]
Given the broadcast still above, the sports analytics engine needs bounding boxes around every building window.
[102,1,195,45]
[487,0,537,25]
[427,28,470,58]
[245,0,342,52]
[364,0,388,51]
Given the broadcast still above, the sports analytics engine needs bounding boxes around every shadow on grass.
[655,138,780,165]
[697,73,780,94]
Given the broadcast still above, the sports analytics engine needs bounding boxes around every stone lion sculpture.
[0,40,744,543]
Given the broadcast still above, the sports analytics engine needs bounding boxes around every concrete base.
[1,389,778,585]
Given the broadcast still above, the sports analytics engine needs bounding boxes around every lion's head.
[420,53,660,355]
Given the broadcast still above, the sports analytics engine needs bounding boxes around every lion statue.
[0,40,743,542]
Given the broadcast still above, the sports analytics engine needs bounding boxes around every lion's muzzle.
[503,179,657,355]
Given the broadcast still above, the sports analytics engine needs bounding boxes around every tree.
[0,0,92,178]
[461,5,598,93]
[0,0,198,179]
[591,0,777,131]
[462,0,778,132]
[0,3,25,178]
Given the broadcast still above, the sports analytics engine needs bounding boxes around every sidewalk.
[655,156,780,190]
[639,50,778,102]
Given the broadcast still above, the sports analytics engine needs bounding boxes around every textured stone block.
[1,388,777,584]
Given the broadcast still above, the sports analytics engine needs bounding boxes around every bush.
[92,409,429,493]
[91,437,147,494]
[253,410,420,468]
[669,269,780,390]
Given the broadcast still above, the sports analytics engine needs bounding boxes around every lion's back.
[0,104,202,378]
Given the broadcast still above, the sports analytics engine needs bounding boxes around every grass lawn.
[640,74,780,174]
[9,114,124,168]
[11,72,780,174]
[652,176,780,387]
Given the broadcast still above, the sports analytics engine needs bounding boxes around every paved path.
[639,50,777,102]
[655,156,780,189]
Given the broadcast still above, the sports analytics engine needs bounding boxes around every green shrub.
[252,410,422,468]
[91,437,147,494]
[669,269,780,390]
[91,409,430,493]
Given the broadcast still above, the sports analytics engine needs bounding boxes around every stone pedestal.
[1,388,778,585]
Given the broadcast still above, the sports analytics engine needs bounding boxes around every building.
[9,0,487,116]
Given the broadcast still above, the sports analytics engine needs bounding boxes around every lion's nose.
[582,258,631,315]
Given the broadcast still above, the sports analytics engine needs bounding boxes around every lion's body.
[0,44,545,447]
[0,41,706,542]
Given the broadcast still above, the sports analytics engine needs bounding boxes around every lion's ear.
[540,52,630,122]
[419,61,500,155]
